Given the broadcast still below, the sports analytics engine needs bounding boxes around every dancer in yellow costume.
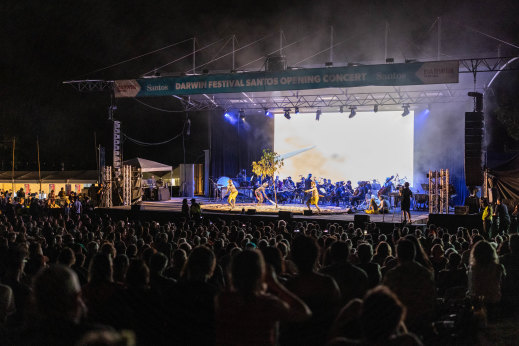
[365,195,379,214]
[305,181,323,213]
[226,179,238,208]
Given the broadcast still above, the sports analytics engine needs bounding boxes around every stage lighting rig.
[349,106,357,118]
[264,108,272,117]
[294,106,300,114]
[339,106,344,113]
[401,104,410,117]
[239,109,245,121]
[284,108,291,119]
[315,109,322,121]
[373,104,379,113]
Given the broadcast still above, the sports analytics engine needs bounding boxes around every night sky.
[2,0,518,171]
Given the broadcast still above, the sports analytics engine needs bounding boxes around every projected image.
[274,111,414,186]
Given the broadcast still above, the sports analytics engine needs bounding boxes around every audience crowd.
[0,194,518,346]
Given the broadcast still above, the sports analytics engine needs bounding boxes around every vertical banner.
[24,184,30,194]
[75,184,81,193]
[49,184,55,194]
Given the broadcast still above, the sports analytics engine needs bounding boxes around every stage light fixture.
[373,104,379,113]
[349,106,357,118]
[239,109,245,121]
[315,109,322,121]
[401,104,410,117]
[284,108,291,119]
[339,106,344,113]
[295,106,299,114]
[264,108,272,117]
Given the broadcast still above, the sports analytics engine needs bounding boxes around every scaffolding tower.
[428,169,449,214]
[122,165,131,206]
[101,166,113,208]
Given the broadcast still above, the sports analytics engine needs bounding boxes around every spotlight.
[294,106,299,114]
[315,109,322,121]
[401,104,410,117]
[349,106,357,118]
[339,106,344,113]
[284,108,291,120]
[373,104,379,113]
[239,109,245,121]
[264,108,271,117]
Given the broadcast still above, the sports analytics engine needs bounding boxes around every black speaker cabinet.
[131,204,142,212]
[246,209,256,215]
[303,210,313,216]
[465,112,484,186]
[278,211,293,219]
[354,214,370,229]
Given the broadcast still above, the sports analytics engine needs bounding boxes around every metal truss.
[63,56,518,112]
[63,80,114,92]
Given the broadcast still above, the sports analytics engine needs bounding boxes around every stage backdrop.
[210,112,274,180]
[274,111,414,186]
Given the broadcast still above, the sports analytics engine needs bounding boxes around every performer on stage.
[255,182,268,205]
[365,195,379,214]
[305,181,323,213]
[226,179,238,209]
[399,182,412,223]
[379,195,390,214]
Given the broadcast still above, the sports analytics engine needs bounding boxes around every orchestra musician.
[225,179,239,209]
[305,181,323,213]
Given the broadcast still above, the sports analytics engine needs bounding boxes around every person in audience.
[328,286,423,346]
[468,240,505,314]
[215,249,311,346]
[501,233,519,315]
[16,265,108,346]
[282,236,341,346]
[437,252,467,297]
[356,243,382,288]
[383,239,436,335]
[321,241,369,304]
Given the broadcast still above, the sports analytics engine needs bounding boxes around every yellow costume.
[227,180,238,208]
[305,182,322,213]
[365,197,379,214]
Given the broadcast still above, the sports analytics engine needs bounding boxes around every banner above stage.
[114,60,459,98]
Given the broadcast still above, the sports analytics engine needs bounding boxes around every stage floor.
[107,197,429,225]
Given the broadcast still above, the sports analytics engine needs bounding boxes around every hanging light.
[294,106,300,114]
[284,108,291,119]
[373,104,379,113]
[402,104,410,117]
[315,109,322,121]
[264,108,271,117]
[339,105,344,113]
[349,106,357,118]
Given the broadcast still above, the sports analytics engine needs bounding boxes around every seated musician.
[379,195,390,214]
[365,195,379,214]
[345,181,354,195]
[285,176,295,190]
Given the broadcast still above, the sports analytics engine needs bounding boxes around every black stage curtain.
[210,112,274,179]
[488,154,519,203]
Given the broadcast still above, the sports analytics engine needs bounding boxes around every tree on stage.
[252,149,284,208]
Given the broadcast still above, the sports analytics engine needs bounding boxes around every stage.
[100,197,430,226]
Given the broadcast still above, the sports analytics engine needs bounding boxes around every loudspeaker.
[465,112,484,186]
[246,209,256,215]
[278,211,293,219]
[303,210,313,216]
[131,204,142,212]
[354,214,370,229]
[454,206,469,215]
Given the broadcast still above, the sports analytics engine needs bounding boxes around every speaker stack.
[465,111,484,186]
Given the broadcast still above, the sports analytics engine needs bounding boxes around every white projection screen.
[274,111,414,186]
